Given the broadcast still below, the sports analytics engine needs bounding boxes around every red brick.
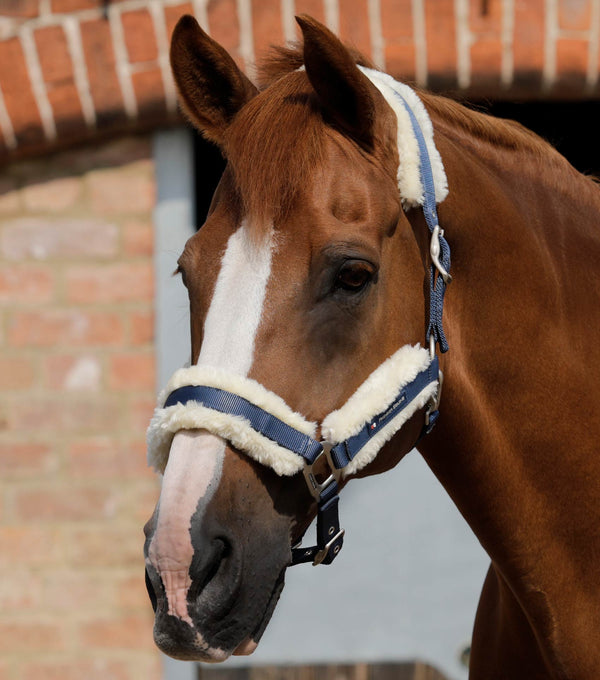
[381,0,415,78]
[0,622,65,653]
[132,68,167,118]
[425,0,457,87]
[6,395,123,434]
[8,310,125,347]
[0,0,39,17]
[207,0,241,59]
[513,0,545,85]
[469,0,503,34]
[50,0,99,11]
[81,615,155,650]
[1,217,119,260]
[42,570,123,612]
[0,354,36,389]
[559,0,591,31]
[0,38,44,146]
[0,571,42,610]
[35,25,74,85]
[65,262,154,304]
[88,168,155,215]
[0,442,53,476]
[471,37,502,86]
[43,354,102,391]
[0,264,54,304]
[47,83,87,137]
[165,3,195,39]
[129,309,154,345]
[80,18,127,128]
[21,658,132,680]
[66,525,151,567]
[556,38,588,88]
[252,0,284,54]
[13,484,118,522]
[294,0,326,25]
[108,352,155,391]
[122,9,159,63]
[118,572,154,610]
[0,526,63,567]
[128,396,156,432]
[123,219,154,256]
[339,0,372,57]
[22,176,82,212]
[66,438,151,478]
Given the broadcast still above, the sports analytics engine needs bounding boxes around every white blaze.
[148,222,274,629]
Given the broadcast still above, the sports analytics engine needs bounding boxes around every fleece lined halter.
[147,70,451,566]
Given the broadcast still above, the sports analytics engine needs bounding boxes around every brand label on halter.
[368,389,407,434]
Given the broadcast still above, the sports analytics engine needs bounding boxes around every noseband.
[147,73,451,566]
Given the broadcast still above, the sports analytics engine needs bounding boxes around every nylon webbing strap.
[164,385,323,463]
[393,92,451,353]
[328,357,439,469]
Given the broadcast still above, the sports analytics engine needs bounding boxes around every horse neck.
[415,120,600,614]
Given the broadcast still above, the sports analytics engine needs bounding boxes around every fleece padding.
[321,345,438,476]
[147,366,316,476]
[359,66,448,209]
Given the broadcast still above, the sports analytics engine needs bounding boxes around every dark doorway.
[193,131,227,229]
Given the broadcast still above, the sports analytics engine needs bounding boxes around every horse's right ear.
[170,15,258,145]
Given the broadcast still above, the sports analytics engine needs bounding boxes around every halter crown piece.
[147,71,451,566]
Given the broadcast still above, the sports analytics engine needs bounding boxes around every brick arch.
[0,0,599,163]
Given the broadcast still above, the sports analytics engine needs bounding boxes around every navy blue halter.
[162,89,451,566]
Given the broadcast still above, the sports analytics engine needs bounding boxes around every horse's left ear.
[170,15,258,145]
[296,15,382,152]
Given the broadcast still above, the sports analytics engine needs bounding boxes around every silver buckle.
[430,224,452,285]
[302,444,338,502]
[312,528,345,566]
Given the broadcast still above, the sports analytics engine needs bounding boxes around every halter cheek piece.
[147,82,451,566]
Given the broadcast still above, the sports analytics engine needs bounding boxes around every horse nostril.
[145,567,158,613]
[190,536,232,598]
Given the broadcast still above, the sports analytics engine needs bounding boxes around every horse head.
[144,15,447,662]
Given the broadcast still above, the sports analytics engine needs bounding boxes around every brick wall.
[1,0,599,162]
[0,134,161,680]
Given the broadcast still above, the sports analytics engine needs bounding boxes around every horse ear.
[170,15,258,145]
[296,15,379,151]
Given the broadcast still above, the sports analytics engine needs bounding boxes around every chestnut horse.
[144,14,600,679]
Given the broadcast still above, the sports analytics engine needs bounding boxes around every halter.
[147,75,451,567]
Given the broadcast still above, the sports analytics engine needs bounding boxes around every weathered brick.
[122,9,159,63]
[558,0,591,31]
[471,37,503,87]
[0,0,39,18]
[88,168,155,215]
[80,18,127,128]
[129,309,154,345]
[1,217,119,260]
[165,3,195,39]
[21,658,132,680]
[0,38,45,147]
[0,622,65,653]
[65,262,154,304]
[43,354,102,391]
[50,0,99,11]
[42,570,124,613]
[469,0,503,34]
[22,176,82,212]
[66,438,151,478]
[66,525,150,567]
[108,352,155,391]
[0,264,54,304]
[8,309,125,347]
[339,0,372,57]
[123,219,154,256]
[0,526,63,567]
[294,0,326,25]
[131,68,167,118]
[0,354,36,389]
[0,441,54,476]
[556,38,588,89]
[13,484,119,522]
[513,0,545,86]
[6,395,123,433]
[80,614,155,650]
[128,396,156,432]
[0,571,42,610]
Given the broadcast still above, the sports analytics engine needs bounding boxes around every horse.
[143,14,600,679]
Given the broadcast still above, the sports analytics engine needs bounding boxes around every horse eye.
[334,261,375,293]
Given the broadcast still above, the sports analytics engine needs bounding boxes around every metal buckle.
[430,224,452,285]
[302,444,338,502]
[425,369,443,426]
[312,528,345,566]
